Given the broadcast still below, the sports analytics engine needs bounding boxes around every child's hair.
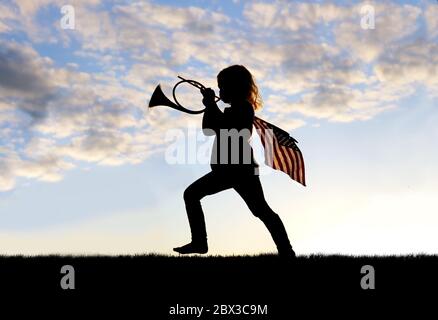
[217,65,262,111]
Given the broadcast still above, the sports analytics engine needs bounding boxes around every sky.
[0,0,437,255]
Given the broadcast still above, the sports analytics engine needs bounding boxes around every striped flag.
[253,116,306,186]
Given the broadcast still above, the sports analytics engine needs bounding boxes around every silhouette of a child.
[173,65,295,258]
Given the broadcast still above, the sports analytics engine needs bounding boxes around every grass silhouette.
[1,253,436,316]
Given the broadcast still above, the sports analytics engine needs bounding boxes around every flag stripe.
[261,121,275,168]
[283,146,295,178]
[255,118,277,169]
[289,145,298,182]
[253,116,306,186]
[290,148,298,181]
[276,142,290,174]
[279,144,292,175]
[298,147,306,185]
[273,137,286,172]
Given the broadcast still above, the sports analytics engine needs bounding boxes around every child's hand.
[201,87,216,107]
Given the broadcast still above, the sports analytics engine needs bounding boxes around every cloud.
[265,81,408,123]
[0,40,82,121]
[0,0,435,192]
[425,5,438,39]
[244,2,349,31]
[0,147,75,191]
[59,0,230,62]
[0,42,54,95]
[123,63,174,89]
[0,39,165,190]
[0,2,16,33]
[374,41,438,92]
[114,2,229,32]
[0,153,16,191]
[53,128,164,166]
[6,0,101,43]
[334,3,421,62]
[238,2,430,123]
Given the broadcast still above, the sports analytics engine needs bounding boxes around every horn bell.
[148,84,179,109]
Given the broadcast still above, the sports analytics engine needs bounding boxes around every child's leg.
[234,176,295,257]
[174,171,233,254]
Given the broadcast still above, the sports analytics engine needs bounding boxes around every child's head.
[217,65,262,110]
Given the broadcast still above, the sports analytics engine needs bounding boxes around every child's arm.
[201,88,223,136]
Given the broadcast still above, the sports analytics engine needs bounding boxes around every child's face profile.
[218,80,231,104]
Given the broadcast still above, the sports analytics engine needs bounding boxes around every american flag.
[253,116,306,186]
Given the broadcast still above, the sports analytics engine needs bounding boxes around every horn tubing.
[172,79,205,114]
[177,76,221,101]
